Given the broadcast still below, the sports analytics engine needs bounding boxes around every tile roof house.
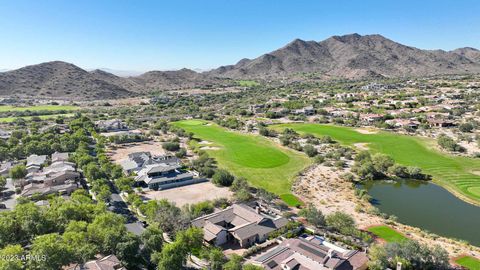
[21,153,79,198]
[63,254,126,270]
[252,235,368,270]
[192,203,288,248]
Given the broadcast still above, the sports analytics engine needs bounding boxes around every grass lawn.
[367,225,407,243]
[0,105,79,112]
[236,80,260,87]
[271,123,480,205]
[455,256,480,270]
[174,120,311,206]
[0,113,75,123]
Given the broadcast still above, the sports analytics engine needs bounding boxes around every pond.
[360,179,480,247]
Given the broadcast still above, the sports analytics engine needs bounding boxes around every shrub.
[212,169,234,186]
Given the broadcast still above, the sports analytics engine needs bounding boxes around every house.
[427,118,456,128]
[26,154,47,167]
[0,161,13,176]
[252,235,368,270]
[134,163,201,190]
[192,203,288,248]
[120,152,179,174]
[360,113,383,123]
[63,254,126,270]
[385,119,420,129]
[52,152,69,163]
[293,106,316,116]
[95,119,128,132]
[20,153,80,198]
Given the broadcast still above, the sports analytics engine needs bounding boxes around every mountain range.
[1,34,480,100]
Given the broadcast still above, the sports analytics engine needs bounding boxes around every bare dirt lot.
[142,182,233,207]
[108,141,166,163]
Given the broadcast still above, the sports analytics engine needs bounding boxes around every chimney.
[327,249,335,258]
[396,262,402,270]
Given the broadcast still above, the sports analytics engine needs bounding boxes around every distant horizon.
[1,0,479,72]
[1,32,479,76]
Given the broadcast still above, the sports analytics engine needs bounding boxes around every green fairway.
[0,113,75,123]
[236,80,260,87]
[0,105,79,112]
[174,120,311,205]
[271,123,480,205]
[367,225,407,243]
[456,256,480,270]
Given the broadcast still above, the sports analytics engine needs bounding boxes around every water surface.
[361,179,480,247]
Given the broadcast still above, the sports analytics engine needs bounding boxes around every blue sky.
[0,0,479,72]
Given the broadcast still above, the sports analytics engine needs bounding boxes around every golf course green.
[0,105,79,112]
[367,225,407,243]
[271,123,480,205]
[174,120,311,205]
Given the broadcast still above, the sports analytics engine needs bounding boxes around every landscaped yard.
[367,225,407,243]
[271,123,480,205]
[0,105,79,112]
[455,256,480,270]
[174,120,311,206]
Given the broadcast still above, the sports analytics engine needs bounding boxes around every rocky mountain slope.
[0,62,222,100]
[209,34,480,79]
[1,34,480,99]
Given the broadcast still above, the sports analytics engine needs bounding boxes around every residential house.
[120,152,179,174]
[385,119,420,129]
[26,154,47,167]
[293,106,316,116]
[252,235,368,270]
[192,203,288,248]
[52,152,70,163]
[20,153,80,198]
[63,254,126,270]
[0,161,13,176]
[95,119,128,132]
[134,163,201,190]
[360,113,383,124]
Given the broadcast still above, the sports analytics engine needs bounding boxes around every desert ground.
[142,181,233,207]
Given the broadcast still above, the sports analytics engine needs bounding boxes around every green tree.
[325,211,356,235]
[372,153,395,174]
[368,240,449,270]
[212,169,235,187]
[208,248,226,270]
[223,254,243,270]
[62,221,97,263]
[0,245,23,270]
[28,233,70,270]
[303,144,318,157]
[87,212,126,254]
[154,242,186,270]
[140,224,163,257]
[298,204,325,227]
[9,165,27,180]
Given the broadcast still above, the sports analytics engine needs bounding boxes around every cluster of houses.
[191,202,368,270]
[120,151,204,190]
[18,152,80,198]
